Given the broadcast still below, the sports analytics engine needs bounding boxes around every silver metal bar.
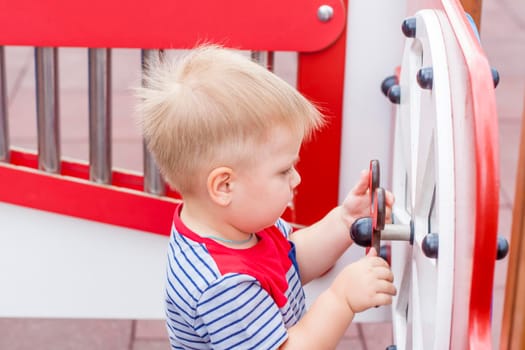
[251,51,274,71]
[88,48,112,184]
[0,46,9,162]
[35,47,60,173]
[141,49,166,195]
[381,224,412,241]
[143,142,166,195]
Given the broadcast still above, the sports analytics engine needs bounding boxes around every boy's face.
[228,126,302,233]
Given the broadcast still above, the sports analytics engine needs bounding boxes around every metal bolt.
[317,5,334,22]
[381,75,399,97]
[422,233,439,259]
[387,85,401,104]
[491,67,500,88]
[496,236,509,260]
[417,67,433,90]
[402,17,417,38]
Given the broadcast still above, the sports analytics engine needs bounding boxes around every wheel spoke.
[392,241,411,349]
[411,259,425,349]
[414,94,437,214]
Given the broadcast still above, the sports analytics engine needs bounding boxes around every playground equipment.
[0,0,348,320]
[385,8,504,349]
[305,1,507,348]
[500,93,525,349]
[0,0,508,348]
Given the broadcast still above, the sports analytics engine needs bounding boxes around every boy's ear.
[207,167,234,206]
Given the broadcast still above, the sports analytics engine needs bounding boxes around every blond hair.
[136,45,324,194]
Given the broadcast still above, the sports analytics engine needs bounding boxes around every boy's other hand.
[332,248,397,313]
[341,169,395,230]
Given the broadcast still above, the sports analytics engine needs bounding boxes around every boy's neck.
[180,198,256,247]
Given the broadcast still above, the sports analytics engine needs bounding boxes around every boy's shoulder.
[168,218,294,288]
[169,219,291,272]
[274,217,293,238]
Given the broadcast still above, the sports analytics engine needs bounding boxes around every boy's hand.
[332,248,396,313]
[341,169,394,229]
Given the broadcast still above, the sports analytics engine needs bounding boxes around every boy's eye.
[281,167,294,175]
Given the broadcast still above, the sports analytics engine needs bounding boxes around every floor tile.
[492,286,507,350]
[134,319,168,340]
[345,322,360,338]
[500,0,525,26]
[493,79,525,120]
[3,46,33,99]
[498,119,523,205]
[132,339,171,350]
[360,322,394,350]
[0,318,133,350]
[336,337,366,350]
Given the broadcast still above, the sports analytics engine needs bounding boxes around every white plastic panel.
[0,202,169,319]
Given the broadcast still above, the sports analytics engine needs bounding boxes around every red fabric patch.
[173,204,293,308]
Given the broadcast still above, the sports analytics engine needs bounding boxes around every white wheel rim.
[390,10,455,350]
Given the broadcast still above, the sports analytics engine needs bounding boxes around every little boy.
[137,45,396,349]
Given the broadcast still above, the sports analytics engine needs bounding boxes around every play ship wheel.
[353,7,508,349]
[388,11,456,349]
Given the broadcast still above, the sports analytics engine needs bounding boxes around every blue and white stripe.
[165,221,304,349]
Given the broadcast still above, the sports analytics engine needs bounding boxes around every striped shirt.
[165,204,305,349]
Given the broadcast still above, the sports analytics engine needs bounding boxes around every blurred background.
[0,0,523,348]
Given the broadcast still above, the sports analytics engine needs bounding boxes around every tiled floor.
[1,0,524,348]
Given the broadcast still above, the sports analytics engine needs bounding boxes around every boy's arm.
[289,170,367,284]
[282,287,354,349]
[290,170,393,284]
[280,249,395,349]
[290,205,352,284]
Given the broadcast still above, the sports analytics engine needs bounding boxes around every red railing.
[0,0,349,233]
